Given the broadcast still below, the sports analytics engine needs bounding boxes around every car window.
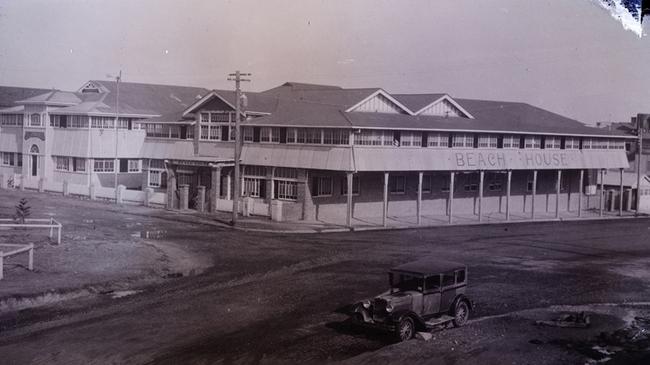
[456,269,466,283]
[442,271,455,287]
[425,275,440,292]
[392,273,424,292]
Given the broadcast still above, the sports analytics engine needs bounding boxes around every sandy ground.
[0,190,212,308]
[1,189,650,364]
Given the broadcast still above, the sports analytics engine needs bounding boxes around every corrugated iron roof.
[0,86,51,108]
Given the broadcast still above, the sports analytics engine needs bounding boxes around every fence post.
[57,223,61,245]
[0,174,5,189]
[28,244,33,271]
[89,184,96,200]
[63,180,69,196]
[38,177,46,193]
[0,253,3,280]
[49,217,53,238]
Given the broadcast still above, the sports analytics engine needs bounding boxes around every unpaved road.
[1,210,650,363]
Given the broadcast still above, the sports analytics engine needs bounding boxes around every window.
[594,139,609,149]
[93,159,115,173]
[524,136,541,149]
[389,175,406,194]
[478,134,497,148]
[16,153,22,167]
[340,175,360,195]
[487,173,502,191]
[442,272,455,287]
[425,275,440,292]
[544,136,561,149]
[441,176,450,192]
[526,173,535,192]
[148,160,166,188]
[422,174,432,193]
[30,113,41,127]
[564,137,580,150]
[73,158,86,172]
[54,156,69,171]
[312,176,333,197]
[502,135,520,149]
[582,138,593,149]
[609,139,625,150]
[323,129,350,145]
[198,111,234,141]
[353,130,394,146]
[305,129,322,144]
[128,160,140,173]
[274,168,299,200]
[456,270,466,283]
[260,127,280,143]
[1,152,15,166]
[243,127,254,142]
[464,174,478,192]
[427,133,450,148]
[452,133,474,148]
[400,131,422,147]
[0,114,22,126]
[243,165,266,198]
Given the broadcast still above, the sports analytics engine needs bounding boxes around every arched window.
[30,113,41,127]
[30,144,39,154]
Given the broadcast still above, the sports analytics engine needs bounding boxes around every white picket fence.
[0,218,63,245]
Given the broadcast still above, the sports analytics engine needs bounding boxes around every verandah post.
[506,170,512,221]
[417,172,423,225]
[578,169,584,217]
[449,171,455,224]
[555,170,562,219]
[478,171,484,222]
[531,170,537,219]
[383,172,389,227]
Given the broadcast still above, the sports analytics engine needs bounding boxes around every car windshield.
[390,272,424,292]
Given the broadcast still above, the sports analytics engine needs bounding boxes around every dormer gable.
[346,90,414,115]
[415,95,474,119]
[78,81,108,94]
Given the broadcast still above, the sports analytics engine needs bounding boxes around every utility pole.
[227,71,251,225]
[636,113,646,216]
[113,70,121,204]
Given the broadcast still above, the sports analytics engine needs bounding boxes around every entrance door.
[31,155,38,176]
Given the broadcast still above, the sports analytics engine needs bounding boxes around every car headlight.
[386,303,394,313]
[362,300,371,309]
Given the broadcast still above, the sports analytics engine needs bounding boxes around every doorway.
[30,144,39,177]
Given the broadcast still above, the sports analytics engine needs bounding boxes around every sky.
[1,0,649,126]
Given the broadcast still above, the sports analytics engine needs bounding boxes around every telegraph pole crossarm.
[227,71,251,226]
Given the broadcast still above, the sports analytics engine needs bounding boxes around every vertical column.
[383,172,389,227]
[196,185,206,212]
[166,165,176,210]
[210,166,222,213]
[226,171,232,201]
[346,172,353,228]
[619,168,624,216]
[179,184,189,210]
[531,170,537,219]
[266,166,275,217]
[417,172,423,225]
[578,170,584,217]
[505,170,512,221]
[449,171,455,224]
[555,170,562,219]
[599,169,604,217]
[478,171,484,222]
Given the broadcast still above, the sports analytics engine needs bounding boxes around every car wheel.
[396,317,415,341]
[453,300,470,327]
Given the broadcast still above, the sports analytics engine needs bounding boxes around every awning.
[352,148,629,171]
[241,145,353,171]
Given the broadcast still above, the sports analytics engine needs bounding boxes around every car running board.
[424,315,454,328]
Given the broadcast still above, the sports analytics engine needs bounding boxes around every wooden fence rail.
[0,243,34,280]
[0,218,63,244]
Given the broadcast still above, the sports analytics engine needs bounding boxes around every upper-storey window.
[353,130,394,146]
[584,138,608,149]
[243,127,254,142]
[260,127,280,143]
[524,136,541,149]
[400,131,422,147]
[0,114,22,126]
[544,136,561,149]
[30,113,41,127]
[502,135,520,149]
[427,132,449,148]
[199,111,233,142]
[323,129,349,145]
[565,137,580,150]
[609,139,625,150]
[477,134,497,148]
[452,133,474,148]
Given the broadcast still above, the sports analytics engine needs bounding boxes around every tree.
[14,198,31,224]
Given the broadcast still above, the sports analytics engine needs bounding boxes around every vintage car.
[351,260,472,341]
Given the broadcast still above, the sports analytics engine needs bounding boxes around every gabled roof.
[0,86,52,108]
[17,90,82,106]
[345,89,414,115]
[394,93,474,119]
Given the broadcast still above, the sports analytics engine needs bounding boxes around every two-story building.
[0,80,634,227]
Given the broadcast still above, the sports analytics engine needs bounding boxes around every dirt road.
[1,191,649,364]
